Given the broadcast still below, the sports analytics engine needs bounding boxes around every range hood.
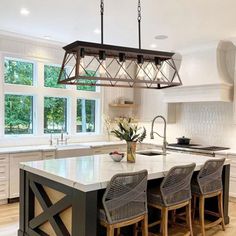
[163,41,235,103]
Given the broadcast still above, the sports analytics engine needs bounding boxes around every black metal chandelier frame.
[58,0,182,89]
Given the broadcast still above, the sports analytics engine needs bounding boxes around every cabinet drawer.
[0,181,9,200]
[0,154,9,164]
[0,164,8,181]
[43,151,55,160]
[10,151,42,159]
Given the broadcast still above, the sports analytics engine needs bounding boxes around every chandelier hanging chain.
[100,0,104,44]
[137,0,142,49]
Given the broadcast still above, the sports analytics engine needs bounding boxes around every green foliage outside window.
[44,65,66,89]
[77,70,96,92]
[77,99,96,133]
[44,97,67,133]
[4,59,33,85]
[5,95,33,135]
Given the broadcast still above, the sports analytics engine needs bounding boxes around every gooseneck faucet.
[150,115,167,155]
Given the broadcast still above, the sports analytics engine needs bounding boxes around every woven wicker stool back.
[102,170,148,224]
[197,158,225,194]
[160,163,196,207]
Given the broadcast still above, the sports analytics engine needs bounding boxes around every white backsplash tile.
[140,102,236,148]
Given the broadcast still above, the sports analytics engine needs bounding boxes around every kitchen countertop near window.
[0,141,157,154]
[0,141,235,155]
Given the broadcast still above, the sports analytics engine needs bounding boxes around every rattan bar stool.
[191,158,225,236]
[99,170,148,236]
[148,163,196,236]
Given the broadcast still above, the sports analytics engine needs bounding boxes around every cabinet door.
[226,154,236,197]
[9,152,42,198]
[0,181,9,200]
[43,151,56,160]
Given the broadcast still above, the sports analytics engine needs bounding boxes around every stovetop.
[167,143,229,152]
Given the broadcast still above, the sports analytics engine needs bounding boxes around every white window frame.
[4,56,37,87]
[43,95,69,134]
[4,92,36,137]
[1,54,103,138]
[76,97,100,135]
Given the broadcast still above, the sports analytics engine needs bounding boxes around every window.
[2,56,102,137]
[77,70,96,92]
[77,99,96,133]
[5,94,33,135]
[44,97,67,133]
[4,58,34,86]
[44,65,66,89]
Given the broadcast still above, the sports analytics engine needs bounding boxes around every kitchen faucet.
[150,115,167,155]
[57,129,69,145]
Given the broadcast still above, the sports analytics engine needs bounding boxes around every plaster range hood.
[163,41,235,103]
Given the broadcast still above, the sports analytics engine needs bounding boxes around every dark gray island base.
[18,163,230,236]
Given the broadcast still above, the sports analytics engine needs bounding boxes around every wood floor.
[0,202,236,236]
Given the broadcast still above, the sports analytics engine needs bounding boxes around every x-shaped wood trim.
[29,180,72,236]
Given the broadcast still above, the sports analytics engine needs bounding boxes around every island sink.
[137,151,166,156]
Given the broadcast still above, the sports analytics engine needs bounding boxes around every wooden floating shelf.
[112,118,139,123]
[109,103,138,108]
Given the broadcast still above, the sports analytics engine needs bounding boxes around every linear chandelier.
[58,0,182,89]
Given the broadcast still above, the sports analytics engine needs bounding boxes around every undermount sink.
[136,151,166,156]
[55,143,90,150]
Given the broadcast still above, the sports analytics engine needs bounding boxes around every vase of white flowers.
[111,118,146,163]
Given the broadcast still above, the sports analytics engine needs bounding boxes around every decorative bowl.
[109,152,124,162]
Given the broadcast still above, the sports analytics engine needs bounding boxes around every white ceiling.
[1,0,236,52]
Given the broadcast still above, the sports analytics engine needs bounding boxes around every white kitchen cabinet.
[0,181,9,200]
[9,151,42,199]
[134,89,176,123]
[218,154,236,198]
[0,154,9,200]
[43,151,56,160]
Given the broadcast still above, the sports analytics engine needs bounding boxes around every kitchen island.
[18,153,230,236]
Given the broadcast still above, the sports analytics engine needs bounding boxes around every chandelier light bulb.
[79,58,85,75]
[118,62,126,77]
[99,51,106,76]
[137,64,145,79]
[99,60,106,76]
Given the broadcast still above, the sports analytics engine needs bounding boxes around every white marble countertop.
[0,145,57,154]
[20,152,230,192]
[0,141,124,154]
[0,141,158,155]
